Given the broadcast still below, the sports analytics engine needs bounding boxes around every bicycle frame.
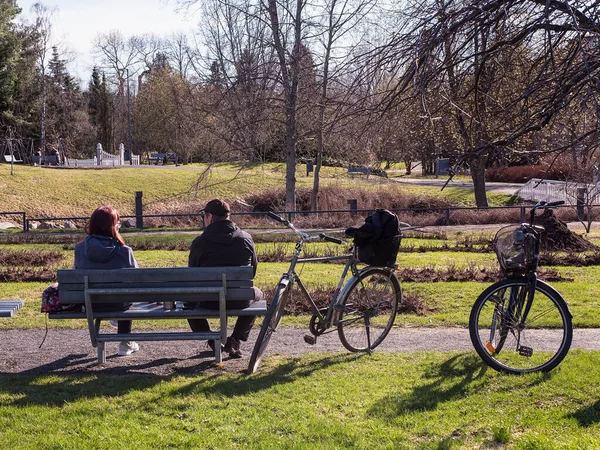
[282,237,358,331]
[494,201,561,353]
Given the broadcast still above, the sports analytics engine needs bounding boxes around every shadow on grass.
[0,352,359,406]
[173,353,362,399]
[368,353,557,421]
[570,399,600,427]
[368,353,486,419]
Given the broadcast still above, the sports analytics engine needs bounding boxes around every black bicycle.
[247,212,402,373]
[469,200,573,374]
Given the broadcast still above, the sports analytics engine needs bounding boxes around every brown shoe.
[224,336,242,358]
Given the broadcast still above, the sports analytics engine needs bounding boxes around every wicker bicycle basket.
[493,225,539,274]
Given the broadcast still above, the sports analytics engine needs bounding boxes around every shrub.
[486,165,570,183]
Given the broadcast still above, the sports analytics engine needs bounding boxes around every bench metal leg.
[215,338,222,363]
[97,341,106,364]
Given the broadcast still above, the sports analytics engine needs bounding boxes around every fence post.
[445,208,450,224]
[520,207,526,223]
[96,143,102,166]
[306,160,313,177]
[135,191,144,229]
[348,199,358,215]
[22,213,28,232]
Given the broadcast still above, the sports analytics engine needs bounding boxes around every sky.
[16,0,198,82]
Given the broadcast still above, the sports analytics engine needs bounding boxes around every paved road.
[389,176,523,196]
[1,327,598,375]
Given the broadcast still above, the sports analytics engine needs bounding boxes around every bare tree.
[93,31,142,152]
[93,31,139,96]
[198,0,280,162]
[363,0,600,207]
[164,32,196,78]
[31,2,55,154]
[309,0,377,210]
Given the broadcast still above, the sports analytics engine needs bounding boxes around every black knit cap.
[204,199,230,217]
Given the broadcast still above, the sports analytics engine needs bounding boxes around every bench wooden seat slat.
[48,300,268,320]
[57,266,253,283]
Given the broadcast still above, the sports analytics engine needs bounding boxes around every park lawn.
[1,265,599,330]
[1,351,600,449]
[0,162,516,220]
[1,237,600,329]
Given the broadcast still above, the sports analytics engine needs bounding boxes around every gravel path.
[1,327,599,376]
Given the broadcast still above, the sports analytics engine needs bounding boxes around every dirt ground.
[1,327,599,376]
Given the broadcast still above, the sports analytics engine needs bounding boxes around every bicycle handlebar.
[528,200,565,224]
[319,233,344,245]
[266,211,289,225]
[266,211,344,244]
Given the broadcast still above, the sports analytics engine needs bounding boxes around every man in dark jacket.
[187,199,262,358]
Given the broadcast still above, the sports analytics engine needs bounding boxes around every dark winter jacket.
[188,219,257,276]
[74,235,138,270]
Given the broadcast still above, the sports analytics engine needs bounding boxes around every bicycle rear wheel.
[337,267,400,353]
[247,276,291,374]
[469,278,572,374]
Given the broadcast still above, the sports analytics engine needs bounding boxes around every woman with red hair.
[74,205,139,356]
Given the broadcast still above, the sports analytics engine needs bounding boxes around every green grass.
[1,163,515,220]
[1,228,599,329]
[1,352,599,449]
[2,258,599,330]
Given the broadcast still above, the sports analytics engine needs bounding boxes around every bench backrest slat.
[57,267,254,305]
[59,280,252,291]
[57,266,253,284]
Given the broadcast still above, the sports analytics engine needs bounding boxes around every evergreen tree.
[88,67,113,152]
[44,46,93,156]
[0,0,22,130]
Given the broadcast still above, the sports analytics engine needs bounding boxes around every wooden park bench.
[148,153,177,165]
[0,300,24,317]
[348,166,374,177]
[3,154,23,164]
[148,153,166,164]
[49,267,267,364]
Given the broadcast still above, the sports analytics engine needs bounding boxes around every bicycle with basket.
[247,209,403,373]
[469,200,573,374]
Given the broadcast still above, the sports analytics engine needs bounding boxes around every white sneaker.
[109,320,119,328]
[118,341,140,356]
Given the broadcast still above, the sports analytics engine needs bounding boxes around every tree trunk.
[470,156,488,208]
[285,109,297,212]
[267,0,302,212]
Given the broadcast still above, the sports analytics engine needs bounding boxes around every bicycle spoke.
[470,279,572,374]
[338,268,400,353]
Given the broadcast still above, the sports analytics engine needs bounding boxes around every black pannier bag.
[345,209,401,267]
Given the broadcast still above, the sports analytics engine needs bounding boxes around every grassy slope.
[0,163,512,218]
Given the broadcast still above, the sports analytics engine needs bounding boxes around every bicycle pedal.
[304,334,317,345]
[518,346,533,357]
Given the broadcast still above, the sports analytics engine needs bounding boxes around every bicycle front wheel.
[247,276,291,374]
[337,267,401,353]
[469,278,572,374]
